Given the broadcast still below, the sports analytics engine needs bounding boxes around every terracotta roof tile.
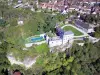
[13,72,21,75]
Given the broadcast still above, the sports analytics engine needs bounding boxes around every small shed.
[18,17,24,25]
[18,20,23,25]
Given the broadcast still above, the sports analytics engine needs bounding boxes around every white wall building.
[75,20,94,33]
[61,10,67,14]
[48,37,63,47]
[63,31,74,44]
[46,31,74,47]
[18,20,24,25]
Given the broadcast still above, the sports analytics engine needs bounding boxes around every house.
[31,7,35,11]
[75,20,94,33]
[18,0,22,4]
[46,29,74,47]
[61,9,67,14]
[39,0,68,11]
[13,70,21,75]
[8,0,13,5]
[14,3,24,8]
[47,36,63,47]
[18,17,24,25]
[18,20,23,25]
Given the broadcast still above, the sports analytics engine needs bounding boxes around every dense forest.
[0,39,100,75]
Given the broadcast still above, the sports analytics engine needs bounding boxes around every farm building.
[75,20,94,33]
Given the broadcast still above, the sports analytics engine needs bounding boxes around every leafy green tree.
[0,19,7,27]
[0,32,4,41]
[9,18,17,26]
[38,0,49,2]
[10,64,25,75]
[0,1,8,18]
[0,41,10,75]
[71,41,100,75]
[43,15,56,33]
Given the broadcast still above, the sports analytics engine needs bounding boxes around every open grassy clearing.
[4,12,49,45]
[34,43,49,54]
[63,26,83,36]
[8,43,49,61]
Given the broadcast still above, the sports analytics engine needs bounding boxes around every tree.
[0,1,8,18]
[0,41,10,75]
[0,19,7,27]
[10,64,25,75]
[0,32,4,40]
[71,41,100,75]
[43,14,56,33]
[38,0,49,2]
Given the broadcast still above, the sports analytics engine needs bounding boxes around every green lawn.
[8,43,49,61]
[63,26,83,36]
[35,43,49,54]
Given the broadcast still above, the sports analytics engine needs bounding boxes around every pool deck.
[25,41,46,47]
[26,34,45,43]
[25,34,46,47]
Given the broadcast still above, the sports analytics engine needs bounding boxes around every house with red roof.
[13,70,21,75]
[39,0,68,11]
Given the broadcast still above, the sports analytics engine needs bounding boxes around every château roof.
[75,19,90,29]
[64,31,74,35]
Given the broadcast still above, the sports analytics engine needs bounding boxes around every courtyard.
[62,25,84,36]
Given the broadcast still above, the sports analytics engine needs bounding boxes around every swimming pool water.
[31,36,43,42]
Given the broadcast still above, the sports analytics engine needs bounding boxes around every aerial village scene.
[0,0,100,75]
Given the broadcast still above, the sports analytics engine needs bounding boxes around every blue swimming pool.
[30,36,44,43]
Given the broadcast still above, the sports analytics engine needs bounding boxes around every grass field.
[8,43,49,61]
[63,26,83,36]
[35,43,49,54]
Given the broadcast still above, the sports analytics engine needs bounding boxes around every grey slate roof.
[75,20,89,29]
[64,31,74,35]
[49,37,61,41]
